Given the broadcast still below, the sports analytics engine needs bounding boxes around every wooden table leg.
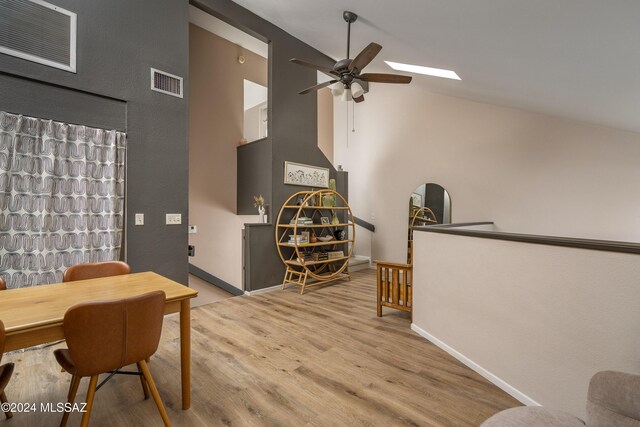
[180,298,191,410]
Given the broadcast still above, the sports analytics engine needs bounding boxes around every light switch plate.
[166,213,182,225]
[135,213,144,226]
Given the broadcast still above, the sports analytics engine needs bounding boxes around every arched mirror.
[407,183,451,263]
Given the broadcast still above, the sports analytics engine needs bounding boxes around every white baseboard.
[410,323,540,407]
[244,284,281,296]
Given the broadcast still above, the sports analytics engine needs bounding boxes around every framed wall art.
[284,161,329,188]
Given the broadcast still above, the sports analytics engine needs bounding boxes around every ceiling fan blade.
[298,80,338,95]
[290,58,338,78]
[349,42,382,71]
[353,94,365,103]
[359,73,412,84]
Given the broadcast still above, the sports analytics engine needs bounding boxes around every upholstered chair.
[62,261,131,282]
[54,291,170,427]
[0,276,6,290]
[481,371,640,426]
[0,320,15,419]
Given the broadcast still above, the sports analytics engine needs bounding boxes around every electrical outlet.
[166,213,182,225]
[135,213,144,226]
[188,225,197,234]
[188,245,195,256]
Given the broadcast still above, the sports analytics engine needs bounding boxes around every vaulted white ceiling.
[232,0,640,133]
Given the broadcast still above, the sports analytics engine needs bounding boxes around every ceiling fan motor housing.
[334,58,353,72]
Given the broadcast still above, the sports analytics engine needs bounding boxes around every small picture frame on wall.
[284,161,330,188]
[411,192,423,207]
[320,217,330,225]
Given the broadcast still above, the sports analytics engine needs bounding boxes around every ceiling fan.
[290,11,412,103]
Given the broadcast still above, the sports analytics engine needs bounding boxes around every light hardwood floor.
[189,274,234,308]
[3,269,519,426]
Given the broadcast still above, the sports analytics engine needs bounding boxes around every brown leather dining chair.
[61,261,152,395]
[54,291,171,427]
[0,320,15,420]
[0,276,6,290]
[63,261,131,282]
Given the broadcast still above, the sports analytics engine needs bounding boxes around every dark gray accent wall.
[0,0,340,289]
[237,137,271,215]
[0,0,189,283]
[193,0,342,290]
[243,223,282,291]
[0,73,126,130]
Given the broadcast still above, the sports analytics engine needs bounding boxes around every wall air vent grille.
[150,68,183,98]
[0,0,76,72]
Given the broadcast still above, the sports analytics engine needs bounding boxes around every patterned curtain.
[0,111,126,288]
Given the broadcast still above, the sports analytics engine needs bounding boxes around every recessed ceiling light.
[385,61,461,80]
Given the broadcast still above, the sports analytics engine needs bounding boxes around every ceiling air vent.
[0,0,76,72]
[150,68,183,98]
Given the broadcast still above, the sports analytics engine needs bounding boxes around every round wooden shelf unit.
[275,190,355,294]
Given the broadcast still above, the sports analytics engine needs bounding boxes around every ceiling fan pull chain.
[346,106,349,148]
[352,101,356,132]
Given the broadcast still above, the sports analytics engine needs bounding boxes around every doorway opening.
[188,5,269,301]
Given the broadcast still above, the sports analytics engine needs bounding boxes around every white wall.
[334,85,640,263]
[317,87,334,164]
[244,101,266,143]
[412,230,640,418]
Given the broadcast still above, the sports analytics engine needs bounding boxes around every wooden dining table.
[0,271,198,410]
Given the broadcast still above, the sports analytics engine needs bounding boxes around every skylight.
[384,61,461,80]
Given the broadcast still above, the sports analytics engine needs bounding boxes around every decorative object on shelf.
[284,161,329,188]
[334,229,346,241]
[254,195,266,223]
[308,192,317,206]
[331,213,340,225]
[275,189,355,294]
[329,178,337,191]
[322,193,335,207]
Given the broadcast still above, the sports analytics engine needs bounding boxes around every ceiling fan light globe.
[331,82,345,97]
[351,82,364,98]
[341,88,352,102]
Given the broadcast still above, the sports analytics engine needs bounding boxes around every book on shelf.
[289,216,313,226]
[297,250,314,264]
[312,252,329,261]
[327,250,344,259]
[288,232,310,245]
